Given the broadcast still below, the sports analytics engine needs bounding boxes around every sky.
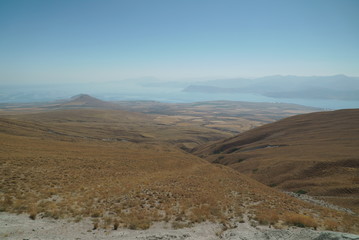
[0,0,359,84]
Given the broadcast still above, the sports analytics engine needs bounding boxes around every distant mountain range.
[183,75,359,101]
[1,75,358,109]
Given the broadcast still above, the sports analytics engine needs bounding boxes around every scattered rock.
[1,212,359,240]
[284,191,356,215]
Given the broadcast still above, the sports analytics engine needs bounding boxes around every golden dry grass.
[195,109,359,214]
[0,97,318,149]
[0,109,358,233]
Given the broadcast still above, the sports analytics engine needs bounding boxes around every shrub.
[93,221,99,230]
[29,211,37,220]
[256,210,279,225]
[127,220,151,230]
[74,215,82,223]
[113,219,120,230]
[91,211,102,218]
[284,213,317,228]
[324,219,339,231]
[295,190,307,195]
[172,221,191,229]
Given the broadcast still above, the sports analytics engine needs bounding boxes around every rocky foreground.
[1,213,359,240]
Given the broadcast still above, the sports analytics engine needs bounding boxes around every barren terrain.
[0,95,319,149]
[0,96,358,239]
[195,109,359,214]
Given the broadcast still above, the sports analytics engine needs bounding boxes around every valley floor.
[1,212,359,240]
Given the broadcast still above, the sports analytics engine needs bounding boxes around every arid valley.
[2,1,359,239]
[0,95,358,239]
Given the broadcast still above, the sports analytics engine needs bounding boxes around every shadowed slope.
[194,109,359,213]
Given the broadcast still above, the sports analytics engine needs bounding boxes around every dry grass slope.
[0,108,232,151]
[195,109,359,214]
[0,109,358,233]
[0,96,319,150]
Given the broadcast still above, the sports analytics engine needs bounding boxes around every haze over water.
[1,0,358,109]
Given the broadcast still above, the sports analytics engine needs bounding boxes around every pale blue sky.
[0,0,358,84]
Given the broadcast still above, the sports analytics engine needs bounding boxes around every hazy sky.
[1,0,359,84]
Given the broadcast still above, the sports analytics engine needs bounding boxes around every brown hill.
[1,109,358,233]
[194,109,359,214]
[0,108,230,149]
[0,96,320,153]
[59,94,117,108]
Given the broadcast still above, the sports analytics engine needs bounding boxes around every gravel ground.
[284,191,356,215]
[1,212,359,240]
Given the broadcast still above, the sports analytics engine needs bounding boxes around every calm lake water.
[1,85,358,110]
[100,88,359,110]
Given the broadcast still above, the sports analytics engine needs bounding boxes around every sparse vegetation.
[255,210,279,225]
[0,108,358,233]
[296,190,308,195]
[29,212,37,220]
[324,219,339,231]
[93,221,99,230]
[195,109,359,217]
[284,213,317,228]
[113,219,120,230]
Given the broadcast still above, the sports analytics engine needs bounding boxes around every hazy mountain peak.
[70,94,95,100]
[63,94,110,108]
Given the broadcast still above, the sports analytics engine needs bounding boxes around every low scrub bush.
[284,213,317,228]
[295,190,307,195]
[29,211,37,220]
[113,219,120,230]
[255,210,279,225]
[324,219,339,231]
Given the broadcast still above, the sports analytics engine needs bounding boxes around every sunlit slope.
[195,109,359,213]
[115,100,319,133]
[0,95,319,145]
[1,110,358,232]
[0,108,230,149]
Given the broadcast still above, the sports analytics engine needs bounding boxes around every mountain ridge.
[194,109,359,214]
[183,75,359,101]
